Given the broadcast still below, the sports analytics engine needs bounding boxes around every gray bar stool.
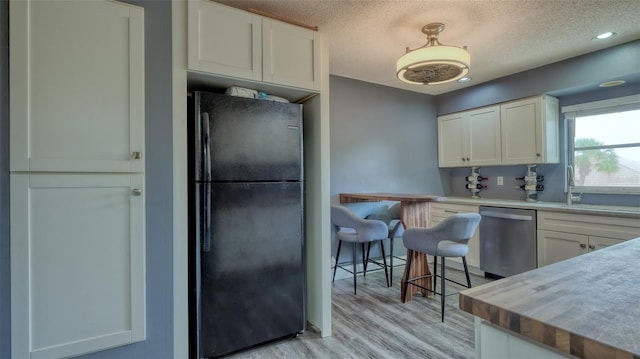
[401,213,481,321]
[331,205,390,294]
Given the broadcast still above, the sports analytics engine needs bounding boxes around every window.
[563,95,640,194]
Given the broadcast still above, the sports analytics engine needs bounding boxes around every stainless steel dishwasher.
[479,206,537,278]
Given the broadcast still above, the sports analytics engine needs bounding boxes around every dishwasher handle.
[480,210,533,221]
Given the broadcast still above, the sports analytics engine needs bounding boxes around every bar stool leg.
[402,250,414,303]
[332,240,342,283]
[352,242,357,295]
[440,257,445,322]
[379,240,389,287]
[362,243,367,277]
[433,256,438,293]
[389,237,394,286]
[462,256,472,288]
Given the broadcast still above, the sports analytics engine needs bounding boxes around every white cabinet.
[9,0,145,173]
[501,95,559,165]
[188,0,320,91]
[430,203,481,267]
[437,95,559,167]
[188,0,262,81]
[537,211,639,266]
[9,1,146,358]
[438,105,501,168]
[476,319,569,359]
[10,174,146,359]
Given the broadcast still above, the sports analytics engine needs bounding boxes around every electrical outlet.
[497,176,504,186]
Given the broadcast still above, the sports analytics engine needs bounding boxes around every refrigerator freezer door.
[196,92,303,182]
[197,182,305,358]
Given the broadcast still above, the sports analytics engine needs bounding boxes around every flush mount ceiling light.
[599,80,626,88]
[396,23,470,85]
[593,31,617,40]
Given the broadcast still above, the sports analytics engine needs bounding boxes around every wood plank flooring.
[226,263,492,359]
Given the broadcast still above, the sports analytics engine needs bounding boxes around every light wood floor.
[227,263,492,359]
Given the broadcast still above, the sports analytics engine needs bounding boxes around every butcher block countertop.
[460,237,640,358]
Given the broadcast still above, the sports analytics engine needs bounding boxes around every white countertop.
[438,196,640,218]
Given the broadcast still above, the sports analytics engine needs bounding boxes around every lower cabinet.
[430,203,480,268]
[476,318,569,359]
[11,174,145,359]
[537,211,639,267]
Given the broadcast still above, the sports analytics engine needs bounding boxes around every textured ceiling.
[215,0,640,95]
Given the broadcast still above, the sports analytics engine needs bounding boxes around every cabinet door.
[467,106,501,166]
[537,229,587,266]
[188,0,262,81]
[501,95,559,165]
[263,19,320,91]
[501,97,542,164]
[11,174,145,359]
[438,113,466,167]
[589,236,626,251]
[10,0,144,173]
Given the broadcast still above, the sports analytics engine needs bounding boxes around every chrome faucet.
[566,165,581,205]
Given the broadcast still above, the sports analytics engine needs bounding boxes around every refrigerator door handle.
[202,112,212,182]
[203,184,212,252]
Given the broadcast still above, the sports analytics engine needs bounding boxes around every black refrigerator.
[188,91,305,358]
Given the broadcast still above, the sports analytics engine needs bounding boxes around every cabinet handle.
[132,188,142,196]
[444,210,459,214]
[588,244,595,250]
[132,151,142,159]
[579,243,586,248]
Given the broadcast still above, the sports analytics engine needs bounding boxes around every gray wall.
[329,75,443,261]
[330,75,443,196]
[0,1,175,358]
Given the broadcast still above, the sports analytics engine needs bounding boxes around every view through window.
[568,106,640,193]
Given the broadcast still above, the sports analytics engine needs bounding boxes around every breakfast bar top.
[460,237,640,358]
[339,193,446,203]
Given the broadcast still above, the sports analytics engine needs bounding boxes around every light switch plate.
[497,176,504,185]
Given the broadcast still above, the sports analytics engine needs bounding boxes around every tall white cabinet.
[9,1,146,358]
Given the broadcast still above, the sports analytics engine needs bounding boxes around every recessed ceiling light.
[458,77,472,83]
[599,80,626,88]
[592,31,617,40]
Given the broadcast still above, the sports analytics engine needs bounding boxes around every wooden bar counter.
[460,237,640,358]
[339,193,445,301]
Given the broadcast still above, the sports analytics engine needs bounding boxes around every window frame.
[563,94,640,195]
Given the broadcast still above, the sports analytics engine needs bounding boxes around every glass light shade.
[396,45,470,85]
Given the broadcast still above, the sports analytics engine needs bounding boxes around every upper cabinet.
[501,95,559,165]
[9,0,145,173]
[438,95,559,168]
[438,105,501,168]
[188,0,321,91]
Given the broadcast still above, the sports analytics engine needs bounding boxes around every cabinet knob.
[132,151,142,159]
[132,188,142,196]
[461,157,466,161]
[536,153,541,157]
[579,243,587,248]
[466,157,470,161]
[588,244,596,250]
